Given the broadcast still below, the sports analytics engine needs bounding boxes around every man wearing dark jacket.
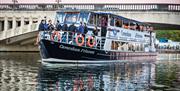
[68,23,76,42]
[84,23,88,34]
[47,20,54,31]
[38,20,46,31]
[68,23,76,32]
[56,20,62,31]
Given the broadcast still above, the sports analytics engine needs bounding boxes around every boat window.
[111,41,119,50]
[115,18,122,27]
[110,17,114,26]
[95,14,101,26]
[64,12,79,24]
[132,43,144,52]
[77,12,89,23]
[123,42,129,51]
[143,25,147,31]
[123,21,129,29]
[129,22,136,30]
[136,43,140,51]
[118,42,124,51]
[112,41,129,51]
[147,26,151,32]
[150,26,154,31]
[140,25,144,32]
[56,12,66,23]
[89,14,94,25]
[100,16,108,27]
[140,44,144,51]
[136,24,140,31]
[89,14,106,27]
[128,43,133,51]
[115,42,144,52]
[89,14,100,26]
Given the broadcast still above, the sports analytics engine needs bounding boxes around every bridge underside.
[4,31,38,44]
[0,31,39,52]
[149,23,180,30]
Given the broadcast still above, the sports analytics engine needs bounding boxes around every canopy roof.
[57,10,151,26]
[93,12,149,25]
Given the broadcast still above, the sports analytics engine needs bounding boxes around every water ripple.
[0,53,180,91]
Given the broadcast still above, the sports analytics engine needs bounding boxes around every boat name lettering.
[135,33,143,38]
[121,30,131,37]
[81,49,95,54]
[59,45,80,52]
[59,45,95,54]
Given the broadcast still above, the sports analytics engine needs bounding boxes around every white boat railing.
[39,31,106,50]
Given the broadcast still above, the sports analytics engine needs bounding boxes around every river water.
[0,52,180,91]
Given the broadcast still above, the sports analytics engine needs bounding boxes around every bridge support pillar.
[20,16,24,34]
[28,16,33,32]
[2,16,8,39]
[4,16,8,31]
[0,21,3,31]
[38,16,41,24]
[12,16,16,36]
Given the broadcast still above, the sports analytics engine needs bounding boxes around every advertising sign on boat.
[108,27,150,43]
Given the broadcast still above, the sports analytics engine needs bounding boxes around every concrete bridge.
[0,3,180,51]
[0,10,55,51]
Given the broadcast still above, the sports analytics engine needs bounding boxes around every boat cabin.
[42,10,156,52]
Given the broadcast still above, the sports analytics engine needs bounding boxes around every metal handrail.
[0,3,180,12]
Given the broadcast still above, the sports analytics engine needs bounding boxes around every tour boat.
[39,10,157,63]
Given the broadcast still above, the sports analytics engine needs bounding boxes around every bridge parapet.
[0,23,38,40]
[0,3,180,12]
[0,4,180,41]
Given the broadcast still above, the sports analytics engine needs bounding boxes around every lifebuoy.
[51,31,61,42]
[75,35,84,46]
[87,36,96,48]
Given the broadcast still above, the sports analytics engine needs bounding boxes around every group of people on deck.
[38,17,54,31]
[38,17,99,36]
[38,16,106,37]
[39,15,153,36]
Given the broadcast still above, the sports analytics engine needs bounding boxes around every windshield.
[64,12,89,24]
[56,12,66,23]
[64,12,79,24]
[77,12,89,23]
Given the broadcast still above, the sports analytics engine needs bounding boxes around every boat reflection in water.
[37,61,155,91]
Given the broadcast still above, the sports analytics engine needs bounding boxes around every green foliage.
[155,63,179,86]
[156,30,180,42]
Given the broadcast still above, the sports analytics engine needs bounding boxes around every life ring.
[51,31,61,42]
[87,36,96,48]
[75,35,84,46]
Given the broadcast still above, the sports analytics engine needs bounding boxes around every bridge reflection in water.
[0,52,40,91]
[0,53,180,91]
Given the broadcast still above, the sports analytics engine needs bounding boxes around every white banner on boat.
[107,27,150,43]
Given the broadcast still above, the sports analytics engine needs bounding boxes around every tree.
[156,30,180,42]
